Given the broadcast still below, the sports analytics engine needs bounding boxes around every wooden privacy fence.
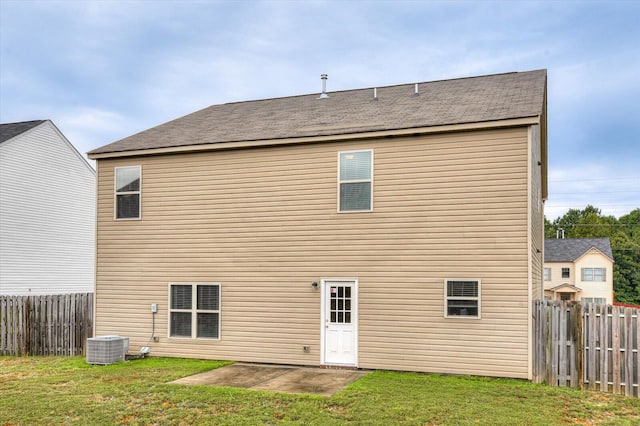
[0,293,93,356]
[533,300,639,398]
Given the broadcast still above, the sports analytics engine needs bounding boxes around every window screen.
[339,150,372,211]
[115,166,141,219]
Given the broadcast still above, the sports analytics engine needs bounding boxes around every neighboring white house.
[543,238,614,304]
[0,120,95,295]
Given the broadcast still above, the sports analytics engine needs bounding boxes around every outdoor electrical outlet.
[303,345,310,352]
[153,336,159,342]
[150,303,157,313]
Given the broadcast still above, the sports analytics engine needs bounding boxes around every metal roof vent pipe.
[318,74,330,99]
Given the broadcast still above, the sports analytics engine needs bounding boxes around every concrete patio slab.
[170,363,369,397]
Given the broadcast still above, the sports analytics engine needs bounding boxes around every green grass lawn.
[1,356,638,425]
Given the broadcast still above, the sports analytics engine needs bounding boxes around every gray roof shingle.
[89,69,546,155]
[544,238,614,262]
[0,120,46,144]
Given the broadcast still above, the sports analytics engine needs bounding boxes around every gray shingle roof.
[89,69,546,155]
[0,120,46,144]
[544,238,614,262]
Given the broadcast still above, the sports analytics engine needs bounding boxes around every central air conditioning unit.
[86,335,130,365]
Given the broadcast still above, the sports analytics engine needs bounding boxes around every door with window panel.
[323,280,357,365]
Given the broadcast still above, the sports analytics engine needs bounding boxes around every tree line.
[545,206,640,305]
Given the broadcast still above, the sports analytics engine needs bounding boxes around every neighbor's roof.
[89,69,547,156]
[0,120,46,144]
[544,238,614,262]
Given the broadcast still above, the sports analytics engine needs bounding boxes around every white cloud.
[55,107,133,157]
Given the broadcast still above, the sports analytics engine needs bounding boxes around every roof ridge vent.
[318,74,329,99]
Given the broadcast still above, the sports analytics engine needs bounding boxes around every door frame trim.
[320,278,359,366]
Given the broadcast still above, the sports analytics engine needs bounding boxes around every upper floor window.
[339,150,372,212]
[543,267,551,281]
[561,268,570,279]
[582,268,606,282]
[115,166,141,220]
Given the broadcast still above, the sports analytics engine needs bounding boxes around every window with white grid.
[169,283,220,339]
[581,268,606,282]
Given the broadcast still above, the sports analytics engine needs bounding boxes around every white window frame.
[168,283,221,340]
[114,165,142,220]
[543,267,551,281]
[581,267,606,282]
[444,279,481,319]
[338,149,373,213]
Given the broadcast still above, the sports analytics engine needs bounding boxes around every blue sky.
[1,0,638,219]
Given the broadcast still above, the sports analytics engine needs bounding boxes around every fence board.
[558,303,566,386]
[636,310,640,398]
[588,303,597,390]
[600,304,608,393]
[624,308,633,397]
[0,293,93,357]
[612,307,621,394]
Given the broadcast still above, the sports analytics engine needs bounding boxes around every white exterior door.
[322,279,357,366]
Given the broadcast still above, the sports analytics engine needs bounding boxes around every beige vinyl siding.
[95,126,531,378]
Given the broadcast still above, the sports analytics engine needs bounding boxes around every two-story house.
[88,70,547,379]
[0,120,95,295]
[543,238,614,304]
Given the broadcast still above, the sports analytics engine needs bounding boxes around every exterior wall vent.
[86,335,129,365]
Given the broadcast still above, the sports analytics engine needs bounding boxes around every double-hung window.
[561,268,570,279]
[445,279,480,318]
[115,166,141,219]
[582,268,606,281]
[170,283,220,339]
[543,267,551,281]
[338,150,373,212]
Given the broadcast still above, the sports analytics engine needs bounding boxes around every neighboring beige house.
[544,238,614,304]
[88,70,547,380]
